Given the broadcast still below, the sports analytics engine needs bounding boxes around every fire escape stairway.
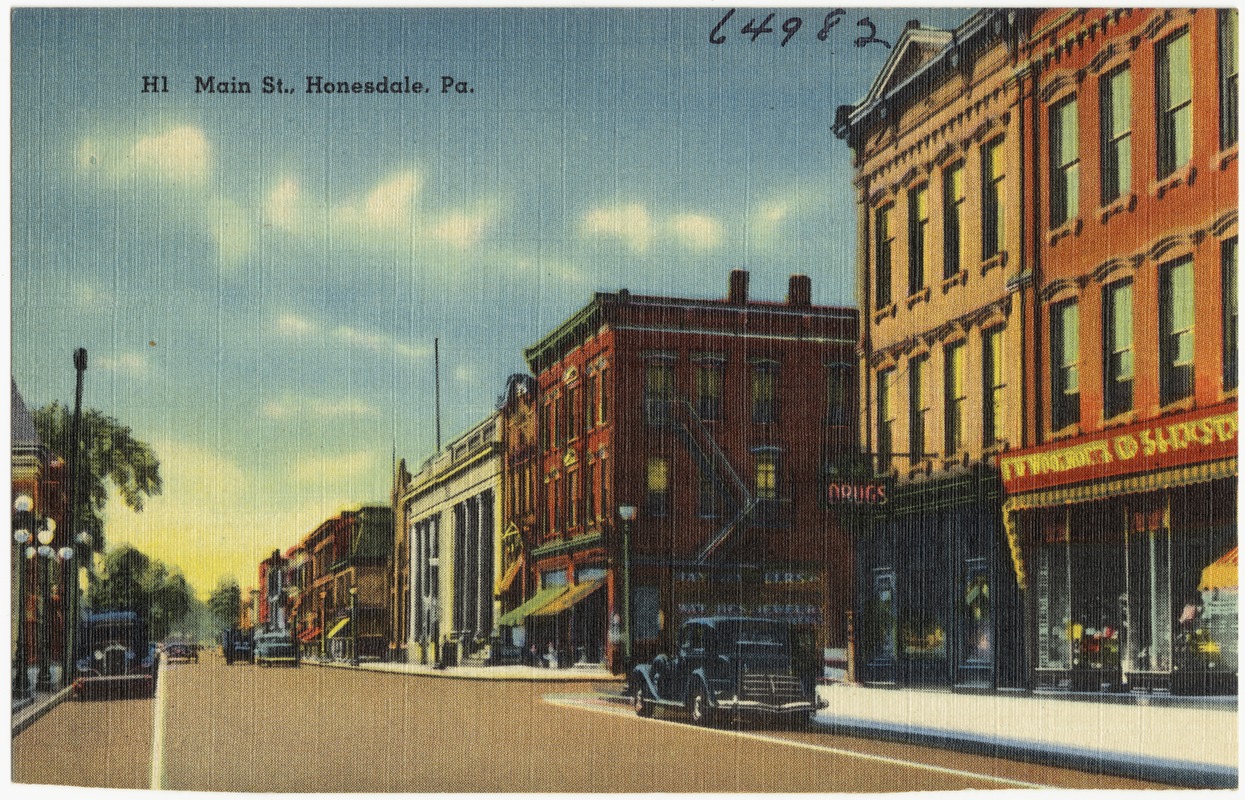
[659,399,756,564]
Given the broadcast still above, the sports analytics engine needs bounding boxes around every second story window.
[1224,238,1238,391]
[1049,96,1080,227]
[644,358,674,423]
[982,138,1006,261]
[1157,28,1193,179]
[874,203,894,308]
[942,161,965,279]
[943,342,966,455]
[1222,10,1239,151]
[908,183,929,295]
[982,327,1006,447]
[754,450,779,501]
[825,362,851,426]
[567,384,581,440]
[585,460,597,523]
[751,361,778,424]
[1160,257,1195,405]
[695,360,724,421]
[1103,280,1135,418]
[1100,65,1133,204]
[698,467,719,518]
[877,368,895,469]
[908,354,928,461]
[646,456,669,517]
[1051,300,1081,429]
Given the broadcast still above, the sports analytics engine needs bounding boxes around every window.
[982,138,1006,260]
[1160,257,1195,405]
[1221,10,1238,150]
[1224,238,1238,390]
[697,467,719,518]
[751,362,778,424]
[1049,97,1080,227]
[644,359,674,423]
[695,360,724,421]
[943,342,966,455]
[556,392,567,445]
[585,373,599,430]
[908,183,929,295]
[1103,281,1135,418]
[982,327,1005,447]
[646,456,669,517]
[942,161,965,279]
[567,384,581,440]
[1100,65,1133,204]
[1157,28,1193,179]
[908,354,928,461]
[877,368,895,469]
[542,402,554,451]
[874,204,894,308]
[755,450,779,501]
[567,469,580,528]
[1052,300,1081,428]
[598,368,609,426]
[585,460,597,523]
[825,363,851,426]
[549,475,562,533]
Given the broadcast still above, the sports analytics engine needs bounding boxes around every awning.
[531,579,604,617]
[326,617,351,639]
[496,586,566,627]
[495,556,523,595]
[298,626,322,643]
[1200,547,1239,591]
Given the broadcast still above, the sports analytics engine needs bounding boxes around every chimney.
[727,269,749,305]
[787,274,812,307]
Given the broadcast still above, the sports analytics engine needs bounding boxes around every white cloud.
[97,352,149,377]
[292,450,374,484]
[667,213,724,250]
[750,190,824,242]
[276,313,316,338]
[276,312,427,363]
[265,177,302,233]
[342,170,421,230]
[581,203,655,253]
[262,396,378,420]
[428,209,492,249]
[130,125,211,185]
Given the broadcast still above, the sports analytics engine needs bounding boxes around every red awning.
[1200,547,1239,591]
[298,627,322,643]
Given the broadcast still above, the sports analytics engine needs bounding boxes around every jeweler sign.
[824,480,889,506]
[1000,402,1238,494]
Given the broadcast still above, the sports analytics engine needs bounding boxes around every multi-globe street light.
[13,494,35,699]
[349,586,359,667]
[35,518,56,692]
[617,505,637,665]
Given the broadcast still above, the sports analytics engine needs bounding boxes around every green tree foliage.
[87,544,194,641]
[208,577,242,632]
[33,402,163,553]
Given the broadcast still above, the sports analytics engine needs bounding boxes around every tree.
[33,403,162,552]
[208,577,242,632]
[86,544,195,641]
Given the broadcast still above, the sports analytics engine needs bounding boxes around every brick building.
[520,270,858,673]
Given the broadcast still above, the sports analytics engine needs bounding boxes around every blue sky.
[10,6,974,596]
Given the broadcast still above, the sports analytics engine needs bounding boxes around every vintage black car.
[254,631,299,667]
[72,611,158,699]
[221,628,254,665]
[163,639,199,663]
[629,617,824,725]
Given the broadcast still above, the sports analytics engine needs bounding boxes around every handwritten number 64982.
[710,8,891,49]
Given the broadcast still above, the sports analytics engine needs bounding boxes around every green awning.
[531,579,604,617]
[327,617,351,639]
[497,586,566,627]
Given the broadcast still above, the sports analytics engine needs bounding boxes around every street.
[12,650,1172,792]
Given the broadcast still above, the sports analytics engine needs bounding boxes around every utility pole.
[63,348,87,684]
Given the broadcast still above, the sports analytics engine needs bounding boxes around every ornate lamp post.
[57,545,74,684]
[35,518,56,692]
[13,494,34,699]
[617,505,637,665]
[349,585,359,667]
[63,530,92,682]
[319,590,327,661]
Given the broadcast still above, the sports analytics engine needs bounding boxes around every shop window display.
[960,561,992,664]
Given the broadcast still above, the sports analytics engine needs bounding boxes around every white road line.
[150,655,167,791]
[543,695,1053,790]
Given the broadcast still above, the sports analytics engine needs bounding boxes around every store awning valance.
[1200,547,1239,591]
[495,556,523,595]
[531,579,604,617]
[298,626,322,643]
[496,586,567,627]
[326,618,351,639]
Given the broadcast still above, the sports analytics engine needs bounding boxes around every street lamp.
[349,586,359,667]
[319,590,327,661]
[35,519,56,692]
[13,494,34,699]
[57,545,74,685]
[617,505,637,666]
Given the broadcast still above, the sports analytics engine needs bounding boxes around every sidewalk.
[811,683,1237,789]
[307,655,619,682]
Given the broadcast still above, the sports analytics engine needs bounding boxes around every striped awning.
[496,586,566,627]
[1200,547,1239,591]
[531,579,604,617]
[326,617,351,639]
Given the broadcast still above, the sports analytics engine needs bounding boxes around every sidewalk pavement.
[307,655,619,682]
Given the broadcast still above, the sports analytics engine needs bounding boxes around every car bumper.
[73,674,153,695]
[714,698,825,714]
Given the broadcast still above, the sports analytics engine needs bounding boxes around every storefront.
[855,467,1025,690]
[1002,402,1238,695]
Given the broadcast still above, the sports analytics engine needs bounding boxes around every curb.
[11,685,75,737]
[304,658,621,683]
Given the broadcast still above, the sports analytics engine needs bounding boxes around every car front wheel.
[689,687,714,727]
[633,685,654,718]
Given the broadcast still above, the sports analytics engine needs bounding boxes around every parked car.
[163,639,199,663]
[629,617,824,726]
[221,628,254,665]
[72,611,158,699]
[254,631,299,667]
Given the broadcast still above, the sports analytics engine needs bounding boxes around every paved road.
[14,652,1170,791]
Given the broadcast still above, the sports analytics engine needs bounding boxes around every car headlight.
[94,650,104,660]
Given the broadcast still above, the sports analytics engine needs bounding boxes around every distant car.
[164,640,199,663]
[629,617,824,726]
[222,629,254,665]
[72,611,158,699]
[254,631,299,667]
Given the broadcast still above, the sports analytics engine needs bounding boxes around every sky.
[10,6,976,598]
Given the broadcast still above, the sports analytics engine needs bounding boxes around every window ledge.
[1220,387,1238,403]
[980,251,1008,276]
[1046,217,1082,247]
[905,286,932,310]
[872,303,898,324]
[982,441,1011,459]
[941,269,969,294]
[1049,423,1082,441]
[1097,193,1137,224]
[1216,143,1239,171]
[1101,410,1138,430]
[1156,396,1196,417]
[907,458,934,478]
[941,452,970,471]
[1152,164,1196,199]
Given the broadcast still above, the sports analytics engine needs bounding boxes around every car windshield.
[715,620,789,650]
[84,623,139,646]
